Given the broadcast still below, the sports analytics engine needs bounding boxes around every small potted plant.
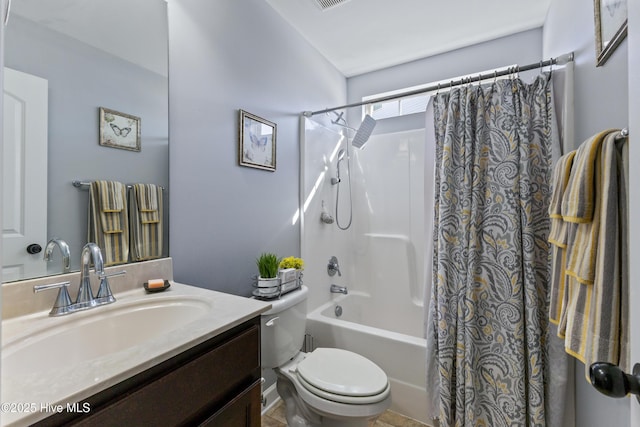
[278,256,304,284]
[256,252,281,291]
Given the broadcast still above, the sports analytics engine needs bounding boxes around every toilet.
[260,285,391,427]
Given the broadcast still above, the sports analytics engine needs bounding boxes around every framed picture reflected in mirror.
[99,107,141,152]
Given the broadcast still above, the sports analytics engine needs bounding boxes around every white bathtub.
[306,291,429,424]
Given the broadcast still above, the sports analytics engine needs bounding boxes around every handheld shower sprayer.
[331,149,347,185]
[328,113,377,230]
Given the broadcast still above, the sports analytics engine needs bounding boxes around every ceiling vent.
[313,0,351,11]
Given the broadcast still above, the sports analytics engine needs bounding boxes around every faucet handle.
[34,281,73,316]
[96,270,126,305]
[327,256,342,277]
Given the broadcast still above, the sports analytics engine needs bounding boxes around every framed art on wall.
[238,109,276,171]
[99,107,141,152]
[594,0,628,66]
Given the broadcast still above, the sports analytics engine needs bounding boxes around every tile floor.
[261,400,430,427]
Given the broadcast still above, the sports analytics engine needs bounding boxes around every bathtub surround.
[426,76,561,425]
[301,120,428,423]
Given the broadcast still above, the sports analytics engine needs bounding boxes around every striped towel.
[562,130,614,284]
[88,181,129,266]
[560,130,626,379]
[129,184,163,261]
[136,183,159,224]
[561,130,610,223]
[548,151,576,333]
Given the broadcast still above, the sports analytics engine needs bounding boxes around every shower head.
[352,114,376,149]
[337,148,346,161]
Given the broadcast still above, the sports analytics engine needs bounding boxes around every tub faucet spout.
[330,284,348,295]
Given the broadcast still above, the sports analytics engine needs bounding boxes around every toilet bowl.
[260,286,391,427]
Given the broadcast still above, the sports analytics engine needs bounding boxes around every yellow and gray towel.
[88,180,129,266]
[129,183,163,261]
[548,150,576,334]
[549,129,628,380]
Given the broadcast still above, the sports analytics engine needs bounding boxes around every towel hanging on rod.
[72,180,165,191]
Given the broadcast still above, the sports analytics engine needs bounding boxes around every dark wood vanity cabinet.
[35,317,262,427]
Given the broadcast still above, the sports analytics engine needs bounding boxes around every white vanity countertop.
[1,282,271,427]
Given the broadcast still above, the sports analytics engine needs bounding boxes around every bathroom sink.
[0,270,272,427]
[2,296,211,378]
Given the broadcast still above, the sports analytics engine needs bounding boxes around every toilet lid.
[297,348,388,397]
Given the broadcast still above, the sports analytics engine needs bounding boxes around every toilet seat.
[277,351,391,421]
[296,348,390,404]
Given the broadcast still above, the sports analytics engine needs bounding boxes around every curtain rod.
[303,52,574,117]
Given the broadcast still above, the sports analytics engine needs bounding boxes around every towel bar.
[615,128,629,140]
[72,180,165,191]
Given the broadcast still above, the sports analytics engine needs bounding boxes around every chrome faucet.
[330,284,348,295]
[34,242,126,316]
[43,238,71,273]
[76,243,105,309]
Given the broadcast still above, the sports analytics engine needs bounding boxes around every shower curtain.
[425,75,560,426]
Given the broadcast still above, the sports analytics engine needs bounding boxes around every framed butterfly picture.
[99,107,141,152]
[239,109,276,171]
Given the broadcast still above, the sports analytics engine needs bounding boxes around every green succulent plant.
[256,252,281,278]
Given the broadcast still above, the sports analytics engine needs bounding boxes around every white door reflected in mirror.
[2,67,48,281]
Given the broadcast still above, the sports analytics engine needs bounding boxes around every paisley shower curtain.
[426,75,557,426]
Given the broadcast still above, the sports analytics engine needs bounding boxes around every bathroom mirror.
[2,0,169,282]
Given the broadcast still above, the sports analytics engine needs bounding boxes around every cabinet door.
[200,380,261,427]
[72,324,260,426]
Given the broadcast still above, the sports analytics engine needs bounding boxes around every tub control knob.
[327,256,341,277]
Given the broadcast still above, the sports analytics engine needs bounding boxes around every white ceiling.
[10,0,550,79]
[10,0,168,76]
[266,0,553,77]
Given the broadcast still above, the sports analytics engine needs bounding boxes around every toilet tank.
[260,285,308,368]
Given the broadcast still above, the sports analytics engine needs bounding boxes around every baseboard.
[260,382,281,415]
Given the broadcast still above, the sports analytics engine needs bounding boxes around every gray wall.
[5,15,169,274]
[347,29,543,116]
[167,0,346,296]
[543,1,630,426]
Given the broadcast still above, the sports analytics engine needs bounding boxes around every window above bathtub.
[361,65,516,121]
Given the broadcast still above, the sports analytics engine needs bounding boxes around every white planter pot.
[257,276,280,296]
[257,276,279,287]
